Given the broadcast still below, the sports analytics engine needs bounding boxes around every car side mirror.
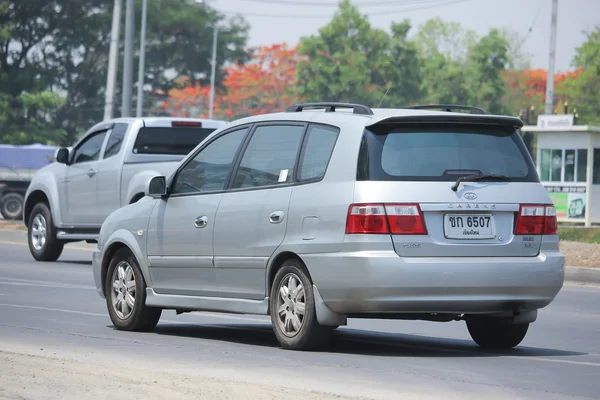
[55,148,70,164]
[148,176,167,198]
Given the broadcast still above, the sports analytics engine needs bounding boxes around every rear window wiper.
[451,174,511,192]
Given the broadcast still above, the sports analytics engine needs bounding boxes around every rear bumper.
[302,250,565,315]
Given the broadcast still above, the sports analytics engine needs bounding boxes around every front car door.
[146,126,250,297]
[61,129,109,226]
[213,123,306,300]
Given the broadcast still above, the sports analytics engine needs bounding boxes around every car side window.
[72,131,108,164]
[172,127,249,195]
[232,124,305,189]
[298,124,339,181]
[103,123,128,159]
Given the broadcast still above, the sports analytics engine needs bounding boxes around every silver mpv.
[93,103,565,351]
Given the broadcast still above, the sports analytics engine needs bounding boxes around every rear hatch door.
[355,116,550,257]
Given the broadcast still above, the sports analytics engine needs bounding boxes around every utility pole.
[121,0,135,117]
[545,0,558,115]
[136,0,148,117]
[209,26,218,120]
[103,0,122,121]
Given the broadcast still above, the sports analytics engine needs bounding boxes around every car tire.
[0,192,24,220]
[269,259,333,350]
[105,247,162,332]
[466,317,529,349]
[27,202,64,262]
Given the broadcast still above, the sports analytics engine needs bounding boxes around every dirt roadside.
[0,350,362,400]
[0,219,598,268]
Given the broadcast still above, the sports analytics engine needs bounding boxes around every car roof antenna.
[377,82,392,108]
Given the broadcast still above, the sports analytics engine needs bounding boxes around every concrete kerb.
[0,228,599,286]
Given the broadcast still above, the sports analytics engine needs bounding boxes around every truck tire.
[27,202,64,262]
[0,192,24,220]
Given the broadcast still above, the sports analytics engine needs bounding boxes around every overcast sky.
[212,0,600,71]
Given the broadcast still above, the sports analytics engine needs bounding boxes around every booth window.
[540,148,587,183]
[594,149,600,184]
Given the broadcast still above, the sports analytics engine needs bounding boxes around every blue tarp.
[0,144,57,170]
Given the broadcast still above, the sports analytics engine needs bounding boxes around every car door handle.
[194,215,208,228]
[269,211,284,224]
[87,168,97,177]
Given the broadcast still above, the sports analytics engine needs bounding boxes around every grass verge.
[558,227,600,244]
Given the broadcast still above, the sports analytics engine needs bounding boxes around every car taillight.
[346,204,389,234]
[346,203,427,235]
[543,205,558,234]
[385,204,427,235]
[514,204,557,235]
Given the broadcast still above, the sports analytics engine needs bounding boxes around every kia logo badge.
[463,192,478,200]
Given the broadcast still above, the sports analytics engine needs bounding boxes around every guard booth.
[521,114,600,227]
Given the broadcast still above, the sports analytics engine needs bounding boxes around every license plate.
[443,214,496,239]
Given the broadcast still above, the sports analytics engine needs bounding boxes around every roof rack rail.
[285,102,374,115]
[403,104,487,115]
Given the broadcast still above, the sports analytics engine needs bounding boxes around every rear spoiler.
[365,114,524,129]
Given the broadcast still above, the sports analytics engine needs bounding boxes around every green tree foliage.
[467,29,511,114]
[557,26,600,125]
[296,1,524,113]
[0,0,250,146]
[296,0,421,107]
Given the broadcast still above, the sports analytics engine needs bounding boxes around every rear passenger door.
[213,123,306,300]
[96,122,129,223]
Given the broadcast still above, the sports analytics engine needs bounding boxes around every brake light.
[345,203,427,235]
[543,205,558,234]
[171,121,202,127]
[346,204,388,234]
[385,204,427,234]
[514,204,557,235]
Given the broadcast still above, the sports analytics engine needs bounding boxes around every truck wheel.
[269,259,333,350]
[105,247,162,332]
[0,192,24,220]
[466,317,529,349]
[27,203,64,262]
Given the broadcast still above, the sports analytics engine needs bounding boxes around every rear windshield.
[357,124,538,182]
[133,127,217,155]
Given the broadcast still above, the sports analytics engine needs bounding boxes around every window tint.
[298,124,339,181]
[577,149,588,183]
[232,125,305,189]
[133,127,217,155]
[172,128,248,194]
[72,131,108,164]
[594,149,600,185]
[358,124,538,182]
[104,123,128,159]
[540,148,588,183]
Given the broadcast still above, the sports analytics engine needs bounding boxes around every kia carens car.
[92,102,565,351]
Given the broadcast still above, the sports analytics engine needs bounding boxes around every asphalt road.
[0,240,599,399]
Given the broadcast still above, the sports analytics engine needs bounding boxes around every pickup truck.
[23,116,227,261]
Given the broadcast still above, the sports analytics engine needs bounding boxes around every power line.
[236,0,449,7]
[218,0,467,19]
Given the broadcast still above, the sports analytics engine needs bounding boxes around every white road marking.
[0,303,107,317]
[0,240,93,251]
[0,303,270,324]
[344,336,600,368]
[0,277,95,290]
